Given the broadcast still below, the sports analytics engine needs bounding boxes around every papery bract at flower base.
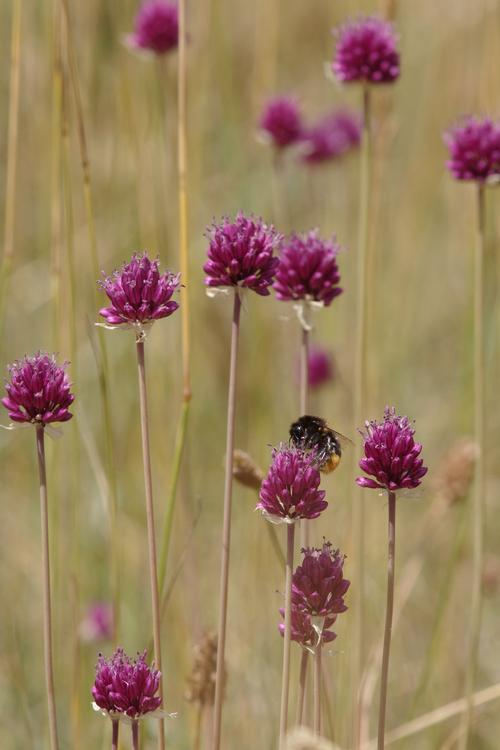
[257,446,327,523]
[128,1,179,55]
[333,17,400,85]
[444,117,500,183]
[278,606,336,648]
[274,230,342,306]
[92,649,162,719]
[203,213,281,296]
[259,96,304,149]
[356,406,428,492]
[292,542,350,618]
[2,353,74,426]
[99,252,180,329]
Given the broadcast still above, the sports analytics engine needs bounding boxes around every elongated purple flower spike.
[257,446,327,523]
[278,606,337,647]
[274,230,342,306]
[203,213,281,296]
[301,110,361,164]
[128,1,179,55]
[444,117,500,183]
[357,406,428,492]
[333,17,400,84]
[2,353,74,425]
[99,252,180,331]
[259,96,304,149]
[92,649,164,720]
[292,542,350,618]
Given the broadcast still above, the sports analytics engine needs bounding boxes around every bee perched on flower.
[98,252,180,339]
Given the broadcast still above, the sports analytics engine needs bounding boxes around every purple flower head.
[356,406,428,492]
[257,446,327,523]
[128,1,179,55]
[278,606,337,648]
[333,17,400,85]
[307,347,334,389]
[273,230,342,306]
[80,603,113,643]
[99,252,180,330]
[92,649,162,719]
[203,213,281,296]
[2,353,74,426]
[259,96,304,149]
[292,542,350,618]
[301,110,362,164]
[444,117,500,183]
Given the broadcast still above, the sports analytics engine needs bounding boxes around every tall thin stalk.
[212,290,242,750]
[36,425,60,750]
[0,0,22,337]
[279,523,296,749]
[136,339,165,750]
[353,84,372,729]
[132,720,140,750]
[157,0,191,598]
[60,0,119,641]
[459,184,486,749]
[111,720,119,750]
[299,307,310,550]
[313,641,322,735]
[296,649,309,726]
[377,490,396,750]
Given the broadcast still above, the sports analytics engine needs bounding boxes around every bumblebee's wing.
[332,430,354,449]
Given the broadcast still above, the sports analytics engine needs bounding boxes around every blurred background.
[0,0,499,748]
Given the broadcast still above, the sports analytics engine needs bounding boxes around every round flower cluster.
[333,17,400,84]
[99,252,180,330]
[357,406,427,492]
[274,230,342,306]
[92,649,163,720]
[292,542,350,619]
[2,353,74,426]
[259,96,304,149]
[445,117,500,183]
[257,446,327,523]
[204,213,281,296]
[127,1,179,55]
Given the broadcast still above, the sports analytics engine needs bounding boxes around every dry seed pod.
[232,449,264,492]
[433,439,477,506]
[185,632,222,707]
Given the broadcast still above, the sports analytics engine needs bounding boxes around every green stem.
[158,399,190,596]
[459,183,486,749]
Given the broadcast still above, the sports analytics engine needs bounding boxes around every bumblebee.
[289,415,352,473]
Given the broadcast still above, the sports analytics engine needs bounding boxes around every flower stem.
[299,308,310,550]
[111,719,119,750]
[354,83,372,741]
[459,183,486,750]
[35,425,60,750]
[212,290,242,750]
[157,0,191,603]
[279,523,296,749]
[313,641,322,735]
[296,649,309,726]
[0,0,22,340]
[132,720,140,750]
[136,339,165,750]
[377,490,396,750]
[194,703,203,750]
